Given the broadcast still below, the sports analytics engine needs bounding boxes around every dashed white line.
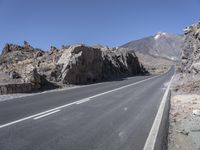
[76,98,91,104]
[0,75,159,129]
[33,109,60,120]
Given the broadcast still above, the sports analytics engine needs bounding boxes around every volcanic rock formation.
[57,45,147,84]
[0,42,147,94]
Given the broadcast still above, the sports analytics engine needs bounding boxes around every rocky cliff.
[169,21,200,150]
[0,42,147,94]
[181,22,200,73]
[173,21,200,94]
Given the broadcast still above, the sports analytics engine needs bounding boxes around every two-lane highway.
[0,67,174,150]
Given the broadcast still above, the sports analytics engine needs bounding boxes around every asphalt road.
[0,68,174,150]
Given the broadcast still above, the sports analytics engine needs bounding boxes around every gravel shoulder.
[168,74,200,150]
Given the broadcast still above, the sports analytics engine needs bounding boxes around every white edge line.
[143,75,174,150]
[0,75,160,129]
[33,109,60,120]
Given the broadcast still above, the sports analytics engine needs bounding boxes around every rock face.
[25,68,47,88]
[0,42,61,94]
[172,21,200,94]
[169,22,200,150]
[181,21,200,73]
[57,45,147,84]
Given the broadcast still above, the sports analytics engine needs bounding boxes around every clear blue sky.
[0,0,199,51]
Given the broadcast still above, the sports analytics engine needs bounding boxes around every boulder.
[58,45,103,84]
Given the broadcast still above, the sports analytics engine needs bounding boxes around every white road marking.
[76,98,91,104]
[0,102,77,129]
[0,75,160,129]
[33,110,60,120]
[82,76,159,100]
[0,77,139,103]
[143,75,174,150]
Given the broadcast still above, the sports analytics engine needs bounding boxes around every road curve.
[0,67,174,150]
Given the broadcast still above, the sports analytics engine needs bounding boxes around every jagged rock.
[23,41,32,49]
[58,45,103,84]
[2,44,11,55]
[9,71,20,79]
[34,51,44,58]
[181,22,200,73]
[173,21,200,94]
[50,64,63,82]
[0,43,44,65]
[50,46,58,52]
[25,68,47,88]
[58,45,147,84]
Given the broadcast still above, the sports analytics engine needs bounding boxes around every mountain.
[120,32,184,61]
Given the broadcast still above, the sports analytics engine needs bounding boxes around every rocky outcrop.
[24,68,47,88]
[169,22,200,150]
[0,42,148,94]
[181,22,200,73]
[0,42,60,94]
[173,21,200,94]
[57,45,147,84]
[1,41,44,64]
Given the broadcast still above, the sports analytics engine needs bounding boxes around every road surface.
[0,67,174,150]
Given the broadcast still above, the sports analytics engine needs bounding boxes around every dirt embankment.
[168,77,200,150]
[168,21,200,150]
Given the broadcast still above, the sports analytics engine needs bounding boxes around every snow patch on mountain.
[154,32,167,40]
